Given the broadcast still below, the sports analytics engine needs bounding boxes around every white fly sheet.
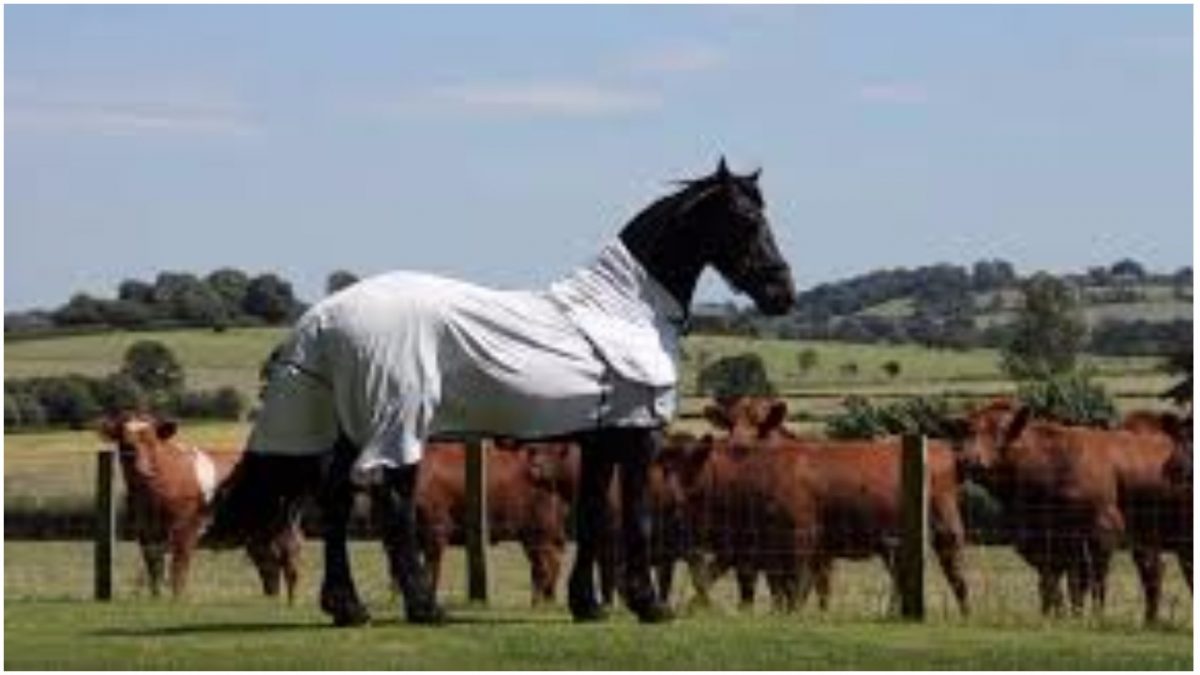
[248,240,684,480]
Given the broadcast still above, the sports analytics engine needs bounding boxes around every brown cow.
[677,398,970,615]
[959,400,1191,623]
[98,412,302,600]
[414,439,577,606]
[657,416,823,612]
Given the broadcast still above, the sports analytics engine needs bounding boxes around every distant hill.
[692,258,1191,356]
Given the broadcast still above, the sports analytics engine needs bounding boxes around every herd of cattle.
[98,396,1192,625]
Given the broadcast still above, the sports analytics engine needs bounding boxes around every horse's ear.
[716,156,731,180]
[155,418,178,441]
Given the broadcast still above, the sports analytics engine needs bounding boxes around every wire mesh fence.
[4,436,1193,631]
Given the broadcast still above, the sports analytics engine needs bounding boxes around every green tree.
[243,274,298,323]
[121,341,186,394]
[327,270,360,295]
[796,348,819,378]
[882,360,902,379]
[206,268,251,317]
[697,353,775,400]
[1001,274,1086,380]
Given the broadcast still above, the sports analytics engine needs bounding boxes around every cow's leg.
[1177,547,1193,592]
[246,536,283,597]
[614,429,673,623]
[318,439,369,627]
[281,527,301,605]
[167,522,201,598]
[735,563,757,611]
[686,551,723,609]
[568,437,617,621]
[932,537,969,617]
[374,465,444,624]
[1132,545,1164,625]
[1036,566,1066,617]
[799,554,833,612]
[523,539,553,607]
[654,558,676,605]
[140,537,167,598]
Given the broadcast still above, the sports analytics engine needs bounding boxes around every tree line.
[5,341,246,431]
[5,268,311,335]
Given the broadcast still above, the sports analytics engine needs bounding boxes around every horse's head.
[620,158,796,316]
[697,159,796,316]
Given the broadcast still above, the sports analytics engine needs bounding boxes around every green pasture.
[5,541,1192,670]
[5,328,1168,404]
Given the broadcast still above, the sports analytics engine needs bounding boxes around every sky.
[4,4,1193,311]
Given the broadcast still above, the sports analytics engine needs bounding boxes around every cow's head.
[951,398,1030,480]
[654,432,714,503]
[97,411,178,474]
[703,396,788,450]
[524,441,580,502]
[1161,414,1194,488]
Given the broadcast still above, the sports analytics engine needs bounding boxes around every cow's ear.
[1001,407,1032,447]
[761,400,788,436]
[97,417,121,442]
[1159,412,1183,439]
[704,404,731,431]
[155,418,178,441]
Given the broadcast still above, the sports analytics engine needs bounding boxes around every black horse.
[206,159,795,626]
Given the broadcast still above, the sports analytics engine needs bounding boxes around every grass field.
[5,541,1192,670]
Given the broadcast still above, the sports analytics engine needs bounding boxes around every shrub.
[1016,373,1116,428]
[826,395,961,440]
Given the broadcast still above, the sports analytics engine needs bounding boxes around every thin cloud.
[625,44,729,74]
[425,81,661,116]
[857,82,928,105]
[7,104,255,136]
[6,79,256,136]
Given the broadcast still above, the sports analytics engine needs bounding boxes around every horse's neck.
[618,204,708,311]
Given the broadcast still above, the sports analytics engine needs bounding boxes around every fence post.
[463,436,489,603]
[94,448,116,601]
[898,434,927,620]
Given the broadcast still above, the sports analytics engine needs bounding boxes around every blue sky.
[4,4,1193,310]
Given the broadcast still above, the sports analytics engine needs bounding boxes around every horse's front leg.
[568,439,616,621]
[373,465,445,624]
[319,439,370,627]
[615,429,674,623]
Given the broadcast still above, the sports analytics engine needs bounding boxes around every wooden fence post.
[898,434,927,620]
[94,448,116,601]
[463,436,489,603]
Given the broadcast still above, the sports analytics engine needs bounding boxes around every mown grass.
[5,541,1192,670]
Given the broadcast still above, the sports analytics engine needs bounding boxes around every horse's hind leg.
[374,466,444,624]
[319,438,370,627]
[568,437,616,621]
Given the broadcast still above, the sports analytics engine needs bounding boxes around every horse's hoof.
[405,602,447,626]
[321,588,371,628]
[570,601,610,623]
[632,602,675,624]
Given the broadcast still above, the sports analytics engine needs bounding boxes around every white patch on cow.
[190,448,218,504]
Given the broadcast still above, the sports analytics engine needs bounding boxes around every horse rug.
[248,240,684,480]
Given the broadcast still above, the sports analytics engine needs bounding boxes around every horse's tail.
[203,452,321,549]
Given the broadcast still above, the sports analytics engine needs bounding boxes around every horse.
[204,158,796,626]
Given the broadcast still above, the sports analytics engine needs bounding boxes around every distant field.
[4,327,288,400]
